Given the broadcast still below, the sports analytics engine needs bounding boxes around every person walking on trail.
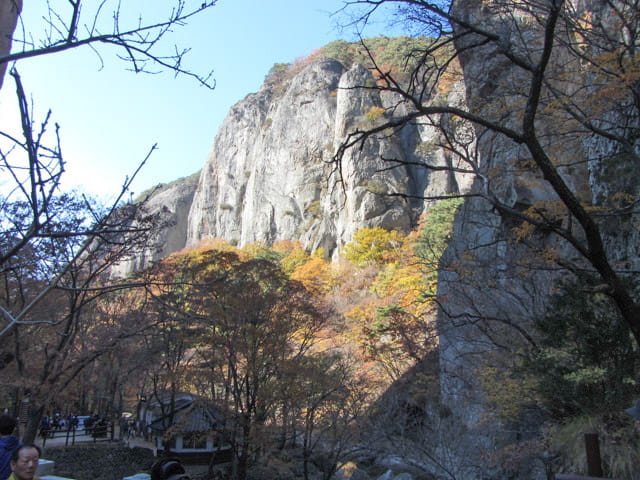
[625,398,640,431]
[7,445,40,480]
[38,418,48,440]
[0,415,22,480]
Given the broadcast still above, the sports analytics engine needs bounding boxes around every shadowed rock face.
[109,174,200,277]
[431,0,640,477]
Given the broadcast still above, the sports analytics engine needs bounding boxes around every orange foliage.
[334,226,438,382]
[156,224,438,389]
[291,257,332,296]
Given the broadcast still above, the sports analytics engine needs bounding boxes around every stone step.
[37,458,55,476]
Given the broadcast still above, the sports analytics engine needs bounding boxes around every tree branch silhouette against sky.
[0,0,399,199]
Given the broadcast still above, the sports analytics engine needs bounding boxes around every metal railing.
[40,422,115,448]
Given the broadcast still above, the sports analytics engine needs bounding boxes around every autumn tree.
[146,246,326,480]
[0,191,165,442]
[0,0,218,440]
[134,251,208,451]
[295,354,370,480]
[338,223,444,383]
[274,240,312,275]
[291,256,334,296]
[342,226,403,266]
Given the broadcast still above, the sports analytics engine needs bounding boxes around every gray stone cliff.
[125,57,472,273]
[80,7,638,478]
[431,0,640,477]
[111,174,199,276]
[186,57,472,257]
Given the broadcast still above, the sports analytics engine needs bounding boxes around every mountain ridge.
[115,40,473,275]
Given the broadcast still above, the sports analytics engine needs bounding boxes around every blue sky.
[0,0,396,200]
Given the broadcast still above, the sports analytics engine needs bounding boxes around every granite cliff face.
[186,57,472,257]
[431,0,640,477]
[110,174,199,277]
[129,57,472,272]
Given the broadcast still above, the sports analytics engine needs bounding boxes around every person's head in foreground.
[150,458,190,480]
[0,415,17,437]
[9,445,40,480]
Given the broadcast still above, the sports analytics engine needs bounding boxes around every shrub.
[526,276,640,418]
[365,106,386,122]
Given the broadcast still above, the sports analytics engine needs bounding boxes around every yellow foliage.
[241,241,270,257]
[337,220,439,382]
[312,247,326,259]
[344,302,378,325]
[291,256,332,295]
[280,245,310,275]
[342,227,404,266]
[365,105,386,122]
[476,357,539,424]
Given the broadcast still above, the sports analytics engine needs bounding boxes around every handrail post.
[584,432,603,477]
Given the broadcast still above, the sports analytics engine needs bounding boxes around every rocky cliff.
[432,0,640,477]
[115,13,638,477]
[127,55,472,272]
[186,57,472,257]
[111,173,199,277]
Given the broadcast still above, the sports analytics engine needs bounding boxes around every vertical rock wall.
[186,58,473,257]
[433,0,640,477]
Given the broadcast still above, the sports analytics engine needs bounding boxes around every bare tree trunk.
[23,404,44,445]
[237,421,251,480]
[0,0,22,89]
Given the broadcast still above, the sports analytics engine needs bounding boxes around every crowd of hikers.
[39,413,109,438]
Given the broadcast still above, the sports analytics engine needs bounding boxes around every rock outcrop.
[123,56,472,273]
[108,11,638,477]
[431,0,640,477]
[111,174,199,276]
[186,57,472,257]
